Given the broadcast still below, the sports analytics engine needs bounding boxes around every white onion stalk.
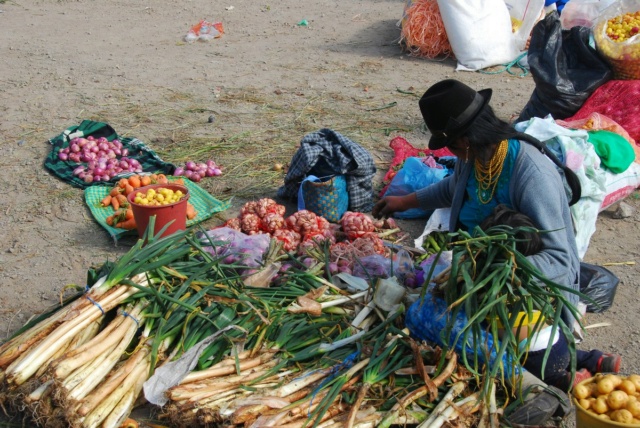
[100,367,148,428]
[52,312,129,379]
[82,356,150,428]
[61,343,118,394]
[5,285,139,386]
[67,307,143,401]
[23,379,54,404]
[180,349,278,384]
[169,360,279,402]
[76,344,151,417]
[415,382,468,428]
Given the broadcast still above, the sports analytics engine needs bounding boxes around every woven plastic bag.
[298,175,348,223]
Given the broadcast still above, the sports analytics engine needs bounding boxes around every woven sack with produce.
[594,0,640,80]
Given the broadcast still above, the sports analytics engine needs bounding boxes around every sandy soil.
[1,0,639,426]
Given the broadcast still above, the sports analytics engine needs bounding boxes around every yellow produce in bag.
[594,0,640,79]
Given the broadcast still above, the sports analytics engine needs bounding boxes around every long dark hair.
[463,105,582,206]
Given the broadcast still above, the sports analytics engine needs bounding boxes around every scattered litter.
[207,115,216,123]
[185,19,224,42]
[225,5,234,11]
[17,140,25,146]
[297,19,308,26]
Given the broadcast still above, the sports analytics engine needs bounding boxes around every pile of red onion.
[172,160,222,183]
[58,136,142,184]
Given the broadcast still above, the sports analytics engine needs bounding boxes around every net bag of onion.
[593,0,640,80]
[399,0,453,59]
[298,175,349,223]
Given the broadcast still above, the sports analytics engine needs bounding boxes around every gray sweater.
[416,142,581,328]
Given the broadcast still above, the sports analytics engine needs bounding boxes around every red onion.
[212,168,222,176]
[58,152,69,161]
[184,170,194,179]
[87,136,95,141]
[73,166,85,176]
[70,144,80,153]
[205,168,215,177]
[97,137,108,144]
[191,173,202,182]
[174,167,184,176]
[206,159,217,168]
[185,161,196,171]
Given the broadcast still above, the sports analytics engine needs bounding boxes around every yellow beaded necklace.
[474,139,508,204]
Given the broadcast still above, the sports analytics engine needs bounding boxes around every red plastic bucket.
[127,183,190,238]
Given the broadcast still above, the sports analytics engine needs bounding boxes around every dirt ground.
[1,0,639,426]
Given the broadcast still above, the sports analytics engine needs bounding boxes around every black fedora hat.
[419,79,492,150]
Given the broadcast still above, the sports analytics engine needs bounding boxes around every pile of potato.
[574,374,640,424]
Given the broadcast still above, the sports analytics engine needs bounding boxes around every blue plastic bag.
[383,157,449,219]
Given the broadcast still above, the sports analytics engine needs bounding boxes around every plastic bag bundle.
[383,157,450,219]
[518,11,612,122]
[199,227,270,268]
[185,20,224,42]
[579,262,619,313]
[400,0,453,59]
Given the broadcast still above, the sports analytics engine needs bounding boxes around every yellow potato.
[611,409,634,424]
[593,396,609,414]
[627,400,640,418]
[629,375,640,391]
[608,390,629,410]
[574,384,591,400]
[578,398,591,410]
[598,378,616,395]
[606,374,623,388]
[619,380,637,395]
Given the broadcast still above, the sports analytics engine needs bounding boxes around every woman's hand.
[372,193,419,219]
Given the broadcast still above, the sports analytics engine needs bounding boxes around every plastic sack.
[565,80,640,145]
[353,249,415,284]
[579,262,619,313]
[414,250,453,288]
[600,161,640,210]
[199,227,270,268]
[593,0,640,80]
[504,0,545,51]
[383,157,449,219]
[437,0,521,71]
[560,0,616,29]
[518,11,613,122]
[185,20,224,42]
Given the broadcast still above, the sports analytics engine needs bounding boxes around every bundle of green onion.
[1,219,502,428]
[431,225,584,398]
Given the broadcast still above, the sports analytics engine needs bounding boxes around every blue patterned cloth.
[278,129,376,212]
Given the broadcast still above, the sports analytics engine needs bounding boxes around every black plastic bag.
[518,11,612,122]
[579,262,619,313]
